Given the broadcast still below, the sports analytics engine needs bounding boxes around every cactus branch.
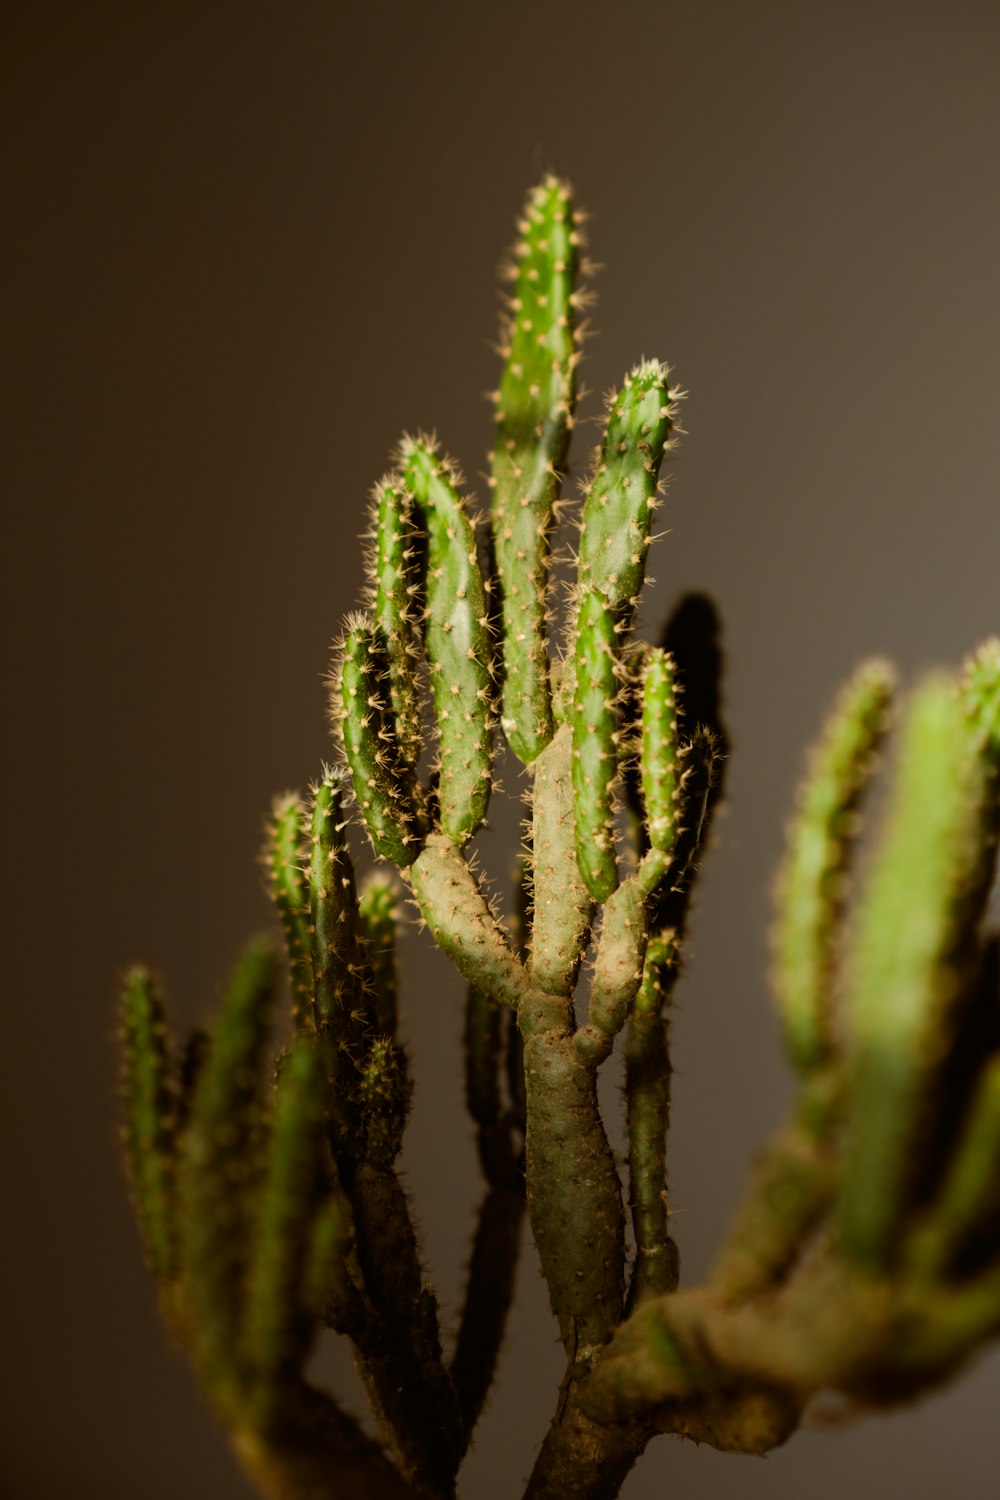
[491,175,580,764]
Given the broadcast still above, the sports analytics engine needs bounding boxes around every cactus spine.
[121,179,1000,1500]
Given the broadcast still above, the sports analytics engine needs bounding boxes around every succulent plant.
[121,176,1000,1500]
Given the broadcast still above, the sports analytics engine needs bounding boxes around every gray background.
[5,2,1000,1496]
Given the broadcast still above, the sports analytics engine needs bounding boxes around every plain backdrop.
[5,3,1000,1497]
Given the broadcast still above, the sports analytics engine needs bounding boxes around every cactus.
[120,177,1000,1500]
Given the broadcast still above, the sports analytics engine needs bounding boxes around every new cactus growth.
[121,177,1000,1500]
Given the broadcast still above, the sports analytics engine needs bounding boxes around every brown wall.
[5,2,999,1496]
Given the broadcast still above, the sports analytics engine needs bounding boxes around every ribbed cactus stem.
[242,1038,326,1418]
[121,966,178,1285]
[336,616,423,866]
[639,648,682,859]
[625,933,680,1307]
[400,436,493,844]
[840,675,995,1269]
[265,793,313,1025]
[571,587,622,901]
[177,940,279,1399]
[491,175,580,764]
[772,659,895,1073]
[366,477,424,770]
[358,879,401,1038]
[576,360,675,620]
[529,720,594,994]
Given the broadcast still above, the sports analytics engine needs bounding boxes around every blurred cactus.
[121,178,1000,1499]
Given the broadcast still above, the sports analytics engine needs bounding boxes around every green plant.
[121,176,1000,1500]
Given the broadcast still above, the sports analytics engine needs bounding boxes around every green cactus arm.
[639,648,683,859]
[490,175,580,764]
[529,719,594,993]
[176,939,279,1397]
[366,477,424,770]
[242,1038,326,1418]
[120,966,178,1285]
[839,674,997,1270]
[571,586,622,901]
[576,360,675,618]
[264,793,313,1026]
[625,934,680,1308]
[906,1051,1000,1280]
[772,660,896,1074]
[334,616,423,867]
[358,878,401,1037]
[400,436,493,844]
[406,833,526,1010]
[308,771,368,1025]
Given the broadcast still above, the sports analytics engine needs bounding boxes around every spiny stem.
[625,934,680,1308]
[120,965,178,1285]
[491,175,581,764]
[400,436,493,845]
[772,659,895,1073]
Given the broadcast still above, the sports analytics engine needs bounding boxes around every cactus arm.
[406,833,526,1009]
[638,649,683,859]
[400,437,493,844]
[450,982,526,1431]
[490,175,580,764]
[624,936,680,1308]
[529,719,595,993]
[571,587,622,901]
[358,878,401,1038]
[335,616,423,867]
[176,939,279,1399]
[772,660,896,1074]
[307,771,373,1159]
[120,966,178,1285]
[241,1038,326,1421]
[366,477,424,771]
[839,675,997,1269]
[576,361,675,618]
[264,794,313,1026]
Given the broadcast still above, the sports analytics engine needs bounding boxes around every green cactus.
[121,177,1000,1500]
